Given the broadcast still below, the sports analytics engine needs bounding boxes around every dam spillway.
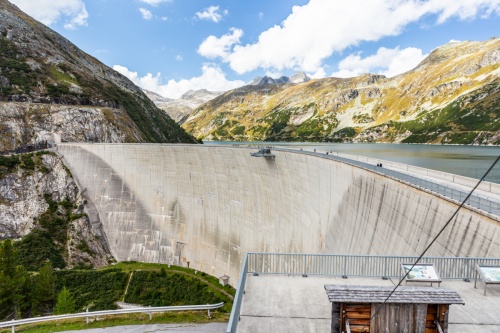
[56,144,500,284]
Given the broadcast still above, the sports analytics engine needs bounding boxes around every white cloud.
[258,12,264,19]
[113,64,245,99]
[204,0,500,74]
[139,0,171,6]
[310,68,326,79]
[195,6,227,23]
[139,8,153,20]
[198,28,243,59]
[10,0,88,29]
[161,16,168,21]
[426,0,500,23]
[176,55,183,61]
[449,39,462,43]
[331,47,427,78]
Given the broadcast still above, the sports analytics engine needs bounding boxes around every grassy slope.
[369,80,500,144]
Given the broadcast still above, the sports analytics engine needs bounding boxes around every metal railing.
[0,302,224,332]
[247,253,500,280]
[272,148,500,216]
[226,255,248,333]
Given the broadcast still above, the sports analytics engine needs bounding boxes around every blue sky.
[10,0,500,98]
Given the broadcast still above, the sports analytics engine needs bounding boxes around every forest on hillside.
[0,240,234,321]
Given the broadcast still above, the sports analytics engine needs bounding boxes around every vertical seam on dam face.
[57,144,500,285]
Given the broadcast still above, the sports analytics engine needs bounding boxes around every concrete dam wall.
[57,144,500,284]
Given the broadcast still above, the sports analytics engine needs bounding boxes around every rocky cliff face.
[0,151,111,268]
[0,0,197,149]
[183,39,499,144]
[0,102,143,150]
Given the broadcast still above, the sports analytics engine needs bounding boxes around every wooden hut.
[325,285,464,333]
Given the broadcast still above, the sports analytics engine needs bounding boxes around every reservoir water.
[206,142,500,184]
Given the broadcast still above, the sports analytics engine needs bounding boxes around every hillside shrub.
[124,270,226,309]
[54,269,127,311]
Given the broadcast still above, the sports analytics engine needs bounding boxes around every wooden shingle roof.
[324,285,464,305]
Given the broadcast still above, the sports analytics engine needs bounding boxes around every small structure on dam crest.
[325,285,464,333]
[250,148,275,157]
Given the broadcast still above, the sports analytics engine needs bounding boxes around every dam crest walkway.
[264,146,500,217]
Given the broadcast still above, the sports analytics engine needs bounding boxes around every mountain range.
[143,89,222,123]
[145,73,310,124]
[248,72,311,86]
[182,38,499,144]
[0,0,196,150]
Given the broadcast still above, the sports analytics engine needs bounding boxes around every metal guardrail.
[226,254,248,333]
[0,302,224,332]
[247,253,500,280]
[272,148,500,216]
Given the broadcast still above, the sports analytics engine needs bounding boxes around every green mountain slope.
[183,38,499,144]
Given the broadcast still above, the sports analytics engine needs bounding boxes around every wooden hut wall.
[344,303,371,332]
[370,303,427,333]
[332,302,340,333]
[332,302,450,333]
[424,304,449,333]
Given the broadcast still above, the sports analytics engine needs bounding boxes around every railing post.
[207,304,211,318]
[149,305,152,320]
[383,257,387,278]
[86,308,89,324]
[11,320,14,333]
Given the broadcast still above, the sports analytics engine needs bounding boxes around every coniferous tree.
[0,240,28,319]
[0,239,16,275]
[54,287,76,315]
[12,265,30,318]
[32,262,55,316]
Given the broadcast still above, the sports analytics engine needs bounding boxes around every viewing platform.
[228,253,500,333]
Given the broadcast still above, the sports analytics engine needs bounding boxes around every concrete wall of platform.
[56,144,500,285]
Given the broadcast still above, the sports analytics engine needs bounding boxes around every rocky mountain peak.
[418,37,499,69]
[143,89,172,103]
[180,89,221,100]
[247,76,260,85]
[248,72,311,86]
[290,72,311,84]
